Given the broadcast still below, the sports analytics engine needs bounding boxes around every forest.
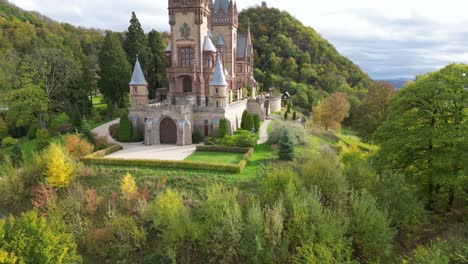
[0,1,467,263]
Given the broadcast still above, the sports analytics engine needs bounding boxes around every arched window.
[183,76,192,93]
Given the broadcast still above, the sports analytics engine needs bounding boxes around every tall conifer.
[124,12,150,75]
[147,30,167,98]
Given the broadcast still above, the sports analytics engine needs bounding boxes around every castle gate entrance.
[159,118,177,144]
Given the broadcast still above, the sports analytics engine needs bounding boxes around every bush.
[11,144,23,166]
[0,117,7,141]
[253,114,260,132]
[284,111,288,120]
[119,112,132,142]
[218,118,230,138]
[268,119,306,145]
[35,129,50,151]
[278,129,295,161]
[64,134,94,159]
[78,117,95,145]
[261,168,301,205]
[44,143,75,187]
[50,112,71,133]
[292,111,297,120]
[27,123,40,140]
[241,110,254,131]
[1,136,17,147]
[94,135,110,151]
[235,130,256,147]
[192,128,202,144]
[109,123,119,140]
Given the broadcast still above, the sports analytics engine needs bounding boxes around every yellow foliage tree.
[43,143,74,187]
[121,173,137,201]
[64,134,94,159]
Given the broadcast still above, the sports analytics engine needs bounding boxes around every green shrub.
[79,117,96,145]
[278,128,295,161]
[235,130,256,147]
[109,123,119,140]
[192,128,202,143]
[11,144,23,166]
[0,117,7,141]
[27,123,40,140]
[35,129,50,151]
[284,111,288,120]
[196,145,251,153]
[268,119,306,145]
[119,112,131,142]
[253,114,260,132]
[218,118,230,138]
[50,112,70,131]
[1,136,17,147]
[241,110,254,131]
[292,111,297,120]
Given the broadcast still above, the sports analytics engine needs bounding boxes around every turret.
[203,34,216,68]
[210,54,228,109]
[129,55,149,107]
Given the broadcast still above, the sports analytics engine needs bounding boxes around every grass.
[91,95,107,110]
[185,151,244,164]
[336,133,378,152]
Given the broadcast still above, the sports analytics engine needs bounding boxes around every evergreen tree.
[11,143,23,167]
[286,102,291,113]
[241,111,254,131]
[218,118,230,138]
[147,30,167,99]
[284,111,288,120]
[119,111,132,142]
[292,111,297,120]
[124,12,150,75]
[278,128,295,161]
[253,114,260,132]
[98,32,131,108]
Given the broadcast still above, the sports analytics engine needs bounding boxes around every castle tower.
[211,0,238,86]
[167,0,212,106]
[129,55,149,107]
[210,54,228,109]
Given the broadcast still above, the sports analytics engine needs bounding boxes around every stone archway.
[159,117,177,144]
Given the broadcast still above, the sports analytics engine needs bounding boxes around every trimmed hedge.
[82,145,254,173]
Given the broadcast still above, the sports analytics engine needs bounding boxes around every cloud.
[9,0,468,79]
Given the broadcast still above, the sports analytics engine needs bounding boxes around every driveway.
[91,119,196,161]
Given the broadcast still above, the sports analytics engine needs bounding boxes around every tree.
[0,210,81,263]
[218,118,230,138]
[313,92,350,130]
[0,117,7,141]
[147,30,167,98]
[278,128,295,161]
[6,83,48,128]
[284,111,288,120]
[253,114,260,132]
[124,12,150,75]
[292,111,297,120]
[374,64,468,209]
[241,110,254,131]
[119,111,132,142]
[43,143,75,187]
[121,173,138,201]
[352,81,396,138]
[98,32,131,108]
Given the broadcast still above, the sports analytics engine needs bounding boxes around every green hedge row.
[81,145,254,173]
[196,145,251,154]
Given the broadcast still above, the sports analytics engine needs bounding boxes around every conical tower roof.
[211,55,228,86]
[203,35,217,52]
[129,55,148,85]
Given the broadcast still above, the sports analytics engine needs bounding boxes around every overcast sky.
[9,0,468,79]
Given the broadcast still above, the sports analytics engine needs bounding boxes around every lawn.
[82,143,278,198]
[184,151,244,164]
[91,95,107,110]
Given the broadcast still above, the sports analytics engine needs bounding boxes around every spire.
[165,42,172,52]
[129,55,148,85]
[213,0,230,14]
[211,54,228,86]
[203,35,216,52]
[247,21,253,57]
[217,34,225,46]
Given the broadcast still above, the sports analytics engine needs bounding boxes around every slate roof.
[217,34,225,46]
[129,56,148,85]
[203,35,217,52]
[213,0,230,14]
[211,56,228,86]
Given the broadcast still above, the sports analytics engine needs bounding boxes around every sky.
[9,0,468,79]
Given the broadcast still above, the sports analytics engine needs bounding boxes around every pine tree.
[286,102,291,113]
[284,111,288,120]
[278,128,295,161]
[98,32,131,108]
[147,30,167,99]
[292,111,297,120]
[218,118,230,138]
[124,12,150,75]
[119,111,132,142]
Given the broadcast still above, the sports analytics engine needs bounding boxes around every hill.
[239,7,372,110]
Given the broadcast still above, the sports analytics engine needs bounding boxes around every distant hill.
[239,6,373,109]
[378,78,413,89]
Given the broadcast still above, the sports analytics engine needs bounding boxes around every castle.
[128,0,271,146]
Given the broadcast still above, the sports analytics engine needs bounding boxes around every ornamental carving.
[180,23,191,39]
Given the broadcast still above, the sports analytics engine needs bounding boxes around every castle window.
[215,88,219,94]
[183,76,192,93]
[216,101,219,108]
[204,54,214,68]
[180,48,194,67]
[166,53,172,67]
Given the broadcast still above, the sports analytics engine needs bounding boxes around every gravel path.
[257,119,272,144]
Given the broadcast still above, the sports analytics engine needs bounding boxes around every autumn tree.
[374,64,468,209]
[43,143,75,187]
[121,173,138,201]
[313,92,350,130]
[98,32,132,108]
